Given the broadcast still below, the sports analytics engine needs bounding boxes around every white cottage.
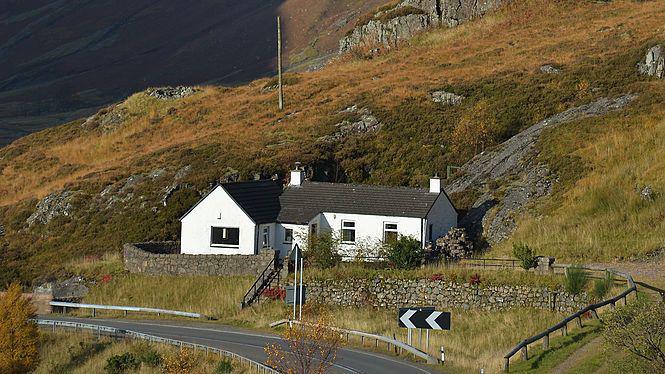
[180,168,457,258]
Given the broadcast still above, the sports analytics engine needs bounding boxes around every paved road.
[39,316,440,374]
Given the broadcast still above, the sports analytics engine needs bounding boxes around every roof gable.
[222,180,282,224]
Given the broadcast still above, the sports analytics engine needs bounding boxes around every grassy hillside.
[1,0,664,284]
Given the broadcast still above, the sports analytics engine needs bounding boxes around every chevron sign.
[398,307,451,330]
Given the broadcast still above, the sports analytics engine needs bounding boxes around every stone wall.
[306,277,587,313]
[123,242,279,277]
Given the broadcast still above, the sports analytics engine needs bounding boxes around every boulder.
[431,90,464,105]
[539,64,561,74]
[27,190,79,226]
[434,227,474,260]
[146,86,199,100]
[637,45,664,79]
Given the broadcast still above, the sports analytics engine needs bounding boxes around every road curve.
[39,316,441,374]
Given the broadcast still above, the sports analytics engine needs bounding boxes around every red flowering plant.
[262,287,286,300]
[469,273,481,286]
[100,274,113,284]
[429,274,445,282]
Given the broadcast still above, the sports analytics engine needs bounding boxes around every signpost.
[399,307,451,358]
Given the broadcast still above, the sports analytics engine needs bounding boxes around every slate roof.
[223,180,283,224]
[277,181,440,224]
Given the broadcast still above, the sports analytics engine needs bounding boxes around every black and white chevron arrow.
[398,308,451,330]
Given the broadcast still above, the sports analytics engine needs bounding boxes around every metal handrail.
[36,319,279,374]
[241,252,282,308]
[50,301,204,319]
[270,319,439,364]
[503,267,637,371]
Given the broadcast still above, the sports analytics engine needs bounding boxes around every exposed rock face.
[319,105,382,142]
[640,185,654,201]
[146,86,199,100]
[637,44,664,79]
[81,104,127,133]
[27,191,80,226]
[34,276,89,301]
[448,94,638,245]
[0,224,5,237]
[339,0,502,53]
[434,227,474,260]
[539,64,562,74]
[431,90,465,105]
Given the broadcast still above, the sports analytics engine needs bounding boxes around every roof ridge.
[301,180,430,192]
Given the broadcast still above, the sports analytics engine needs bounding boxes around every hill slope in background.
[0,0,663,285]
[0,0,386,146]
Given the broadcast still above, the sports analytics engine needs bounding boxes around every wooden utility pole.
[277,16,284,111]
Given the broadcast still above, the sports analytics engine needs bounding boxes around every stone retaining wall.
[306,278,587,313]
[123,242,278,277]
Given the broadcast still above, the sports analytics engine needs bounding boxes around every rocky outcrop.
[81,104,127,133]
[27,190,80,226]
[146,86,200,100]
[539,64,562,74]
[448,95,637,245]
[339,0,502,53]
[428,227,474,260]
[637,44,664,79]
[319,105,382,142]
[431,90,465,105]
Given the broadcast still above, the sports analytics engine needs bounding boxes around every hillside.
[0,0,386,146]
[0,0,664,286]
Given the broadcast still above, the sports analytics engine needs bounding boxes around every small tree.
[0,283,39,374]
[603,300,665,372]
[383,236,423,269]
[512,242,537,270]
[265,314,342,374]
[304,231,342,269]
[564,265,589,295]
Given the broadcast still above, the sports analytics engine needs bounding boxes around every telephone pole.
[277,16,284,111]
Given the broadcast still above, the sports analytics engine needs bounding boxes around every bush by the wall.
[565,265,589,295]
[383,236,423,269]
[512,242,537,270]
[305,232,342,269]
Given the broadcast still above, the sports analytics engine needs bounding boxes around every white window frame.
[284,228,293,244]
[383,222,398,243]
[341,220,356,244]
[261,226,270,248]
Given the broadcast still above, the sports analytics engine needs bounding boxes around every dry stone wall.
[123,242,278,277]
[306,277,587,313]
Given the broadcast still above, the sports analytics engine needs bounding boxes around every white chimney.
[289,162,305,187]
[429,174,442,194]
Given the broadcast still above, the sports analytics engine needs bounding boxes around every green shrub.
[592,272,613,300]
[104,352,139,374]
[565,265,589,295]
[305,232,342,269]
[512,242,538,270]
[383,236,423,269]
[214,358,234,374]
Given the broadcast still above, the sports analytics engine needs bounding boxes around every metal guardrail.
[503,267,637,372]
[37,319,278,374]
[270,319,439,364]
[50,301,205,319]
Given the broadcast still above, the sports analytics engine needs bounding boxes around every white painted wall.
[318,212,423,258]
[425,192,458,243]
[275,223,309,258]
[180,186,257,255]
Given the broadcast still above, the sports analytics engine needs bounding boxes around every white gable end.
[181,186,257,255]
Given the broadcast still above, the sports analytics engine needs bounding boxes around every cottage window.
[383,223,398,243]
[211,227,239,247]
[262,226,270,248]
[341,221,356,243]
[284,228,293,244]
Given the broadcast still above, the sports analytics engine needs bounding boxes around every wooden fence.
[502,267,637,372]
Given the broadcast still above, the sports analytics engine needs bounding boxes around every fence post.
[520,345,528,361]
[542,334,549,350]
[92,308,96,318]
[504,357,510,372]
[562,324,567,336]
[576,316,582,328]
